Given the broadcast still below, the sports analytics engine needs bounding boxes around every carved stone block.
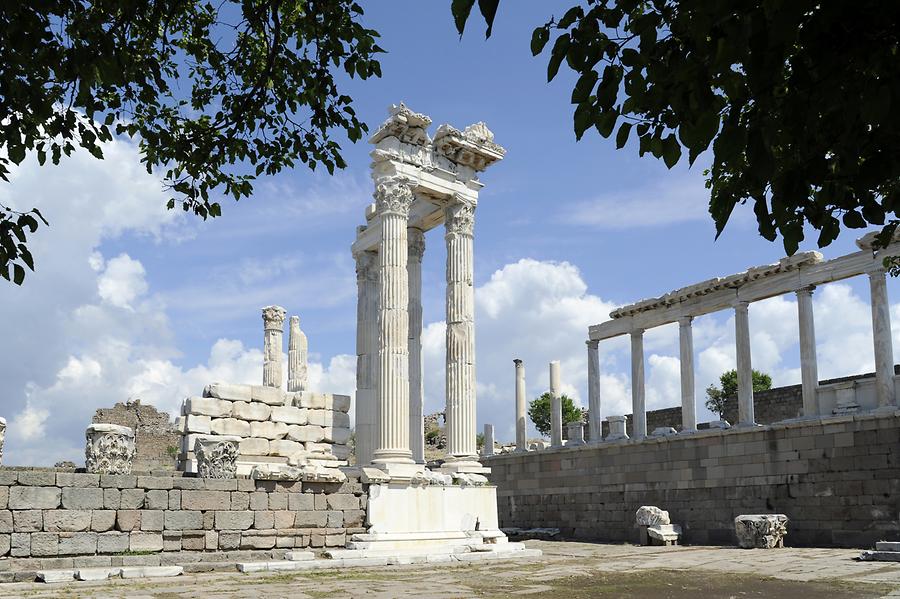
[85,424,136,475]
[734,514,788,548]
[194,435,240,479]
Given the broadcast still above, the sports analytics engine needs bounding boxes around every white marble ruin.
[177,307,352,479]
[194,435,240,479]
[587,232,900,435]
[735,514,788,549]
[85,423,136,475]
[514,359,527,451]
[0,416,5,465]
[566,422,585,446]
[549,361,563,447]
[482,423,495,457]
[348,103,531,558]
[636,505,682,546]
[860,541,900,562]
[606,415,628,441]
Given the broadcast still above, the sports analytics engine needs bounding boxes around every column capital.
[373,176,414,216]
[733,299,750,311]
[586,339,599,349]
[795,285,816,297]
[445,198,475,236]
[407,227,425,260]
[513,358,523,366]
[868,266,888,280]
[630,328,644,339]
[678,315,693,326]
[261,305,286,330]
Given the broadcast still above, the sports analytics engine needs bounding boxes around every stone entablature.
[0,468,366,559]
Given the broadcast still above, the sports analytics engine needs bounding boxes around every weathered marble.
[586,341,602,443]
[549,361,563,448]
[734,301,755,426]
[85,424,135,475]
[514,359,527,451]
[635,506,670,527]
[261,306,286,389]
[287,315,309,393]
[408,227,426,464]
[566,422,585,446]
[194,435,240,479]
[734,514,788,549]
[606,415,628,441]
[630,331,646,439]
[796,287,819,416]
[482,424,495,457]
[678,316,696,432]
[869,269,895,408]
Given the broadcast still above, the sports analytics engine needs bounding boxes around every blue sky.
[0,1,895,464]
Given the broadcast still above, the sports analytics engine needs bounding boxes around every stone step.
[119,566,184,579]
[860,550,900,562]
[284,551,315,561]
[75,568,118,581]
[36,570,75,583]
[875,541,900,552]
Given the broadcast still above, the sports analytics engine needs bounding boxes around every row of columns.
[354,177,480,471]
[587,269,895,439]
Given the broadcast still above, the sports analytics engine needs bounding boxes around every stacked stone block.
[177,383,351,475]
[487,411,900,549]
[0,469,367,559]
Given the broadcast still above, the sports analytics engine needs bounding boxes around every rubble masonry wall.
[0,469,367,559]
[487,411,900,548]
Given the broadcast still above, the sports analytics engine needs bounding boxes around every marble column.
[796,286,820,417]
[734,300,755,426]
[514,359,527,451]
[287,315,308,393]
[372,177,415,468]
[587,340,602,443]
[443,199,480,468]
[407,227,426,464]
[868,269,896,408]
[262,306,286,388]
[630,330,647,440]
[549,360,563,447]
[678,317,697,433]
[482,423,495,457]
[354,249,378,465]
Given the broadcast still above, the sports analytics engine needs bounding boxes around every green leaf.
[13,263,25,285]
[573,103,593,140]
[594,111,617,138]
[530,27,549,56]
[615,122,632,149]
[571,70,598,104]
[451,0,476,36]
[842,210,866,229]
[558,6,583,29]
[547,34,571,82]
[477,0,500,38]
[662,135,682,169]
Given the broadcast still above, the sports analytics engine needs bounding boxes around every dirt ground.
[2,540,899,598]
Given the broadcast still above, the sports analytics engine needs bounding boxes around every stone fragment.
[287,315,309,392]
[185,396,233,418]
[146,489,168,510]
[232,401,272,422]
[194,435,240,479]
[120,488,145,509]
[285,426,324,443]
[85,423,135,475]
[205,530,219,550]
[56,473,100,487]
[271,406,308,425]
[647,524,682,546]
[268,440,304,457]
[0,510,11,533]
[250,421,289,440]
[651,426,678,437]
[119,565,183,578]
[36,570,75,583]
[210,418,251,437]
[734,514,788,549]
[239,437,270,456]
[182,414,212,434]
[204,383,252,402]
[76,568,118,581]
[9,486,61,509]
[331,394,351,413]
[116,510,141,531]
[636,506,671,527]
[251,385,285,405]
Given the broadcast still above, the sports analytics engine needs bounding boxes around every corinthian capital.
[262,305,286,330]
[445,199,475,236]
[408,228,425,260]
[374,176,414,216]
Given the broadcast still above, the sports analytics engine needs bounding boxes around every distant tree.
[476,432,485,450]
[705,369,772,418]
[451,2,900,257]
[528,392,582,437]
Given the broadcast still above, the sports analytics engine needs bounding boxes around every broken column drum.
[85,423,136,475]
[287,315,308,392]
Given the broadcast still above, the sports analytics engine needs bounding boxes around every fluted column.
[869,269,896,408]
[587,340,602,443]
[796,286,820,417]
[631,330,646,440]
[262,306,286,388]
[549,360,563,447]
[514,359,527,451]
[678,317,697,433]
[287,315,308,392]
[734,300,755,426]
[443,198,480,468]
[407,227,426,464]
[372,177,415,467]
[354,249,378,465]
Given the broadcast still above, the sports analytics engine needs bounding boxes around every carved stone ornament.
[261,305,286,330]
[0,416,6,465]
[194,435,240,479]
[433,123,506,171]
[734,514,788,549]
[374,176,414,216]
[636,505,671,527]
[85,424,136,475]
[408,228,426,259]
[445,200,475,236]
[369,102,433,146]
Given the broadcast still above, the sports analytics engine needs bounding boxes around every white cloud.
[97,254,148,309]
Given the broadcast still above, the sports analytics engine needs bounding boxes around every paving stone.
[36,569,75,583]
[103,488,121,509]
[326,494,359,510]
[99,474,137,489]
[0,510,12,534]
[168,489,182,510]
[271,406,308,425]
[250,385,285,405]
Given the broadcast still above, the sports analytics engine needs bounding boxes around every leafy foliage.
[0,0,383,285]
[704,368,772,418]
[528,392,582,437]
[451,1,900,256]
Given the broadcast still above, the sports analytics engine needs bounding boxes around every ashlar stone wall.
[93,400,179,471]
[487,411,900,548]
[0,469,366,559]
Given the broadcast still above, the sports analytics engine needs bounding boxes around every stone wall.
[0,468,366,559]
[93,401,179,471]
[486,411,900,548]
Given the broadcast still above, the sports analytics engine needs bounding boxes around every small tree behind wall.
[528,392,582,437]
[705,369,772,419]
